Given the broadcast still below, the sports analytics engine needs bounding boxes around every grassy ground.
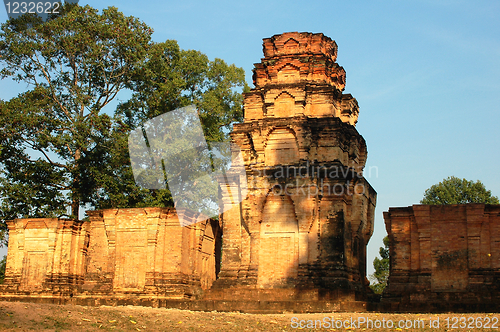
[0,300,498,331]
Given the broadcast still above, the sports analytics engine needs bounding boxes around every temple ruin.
[383,204,500,312]
[1,208,220,303]
[206,32,377,311]
[5,31,500,314]
[0,32,378,312]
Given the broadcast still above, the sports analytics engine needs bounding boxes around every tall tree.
[0,4,153,220]
[421,176,499,205]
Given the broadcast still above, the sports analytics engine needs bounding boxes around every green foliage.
[369,236,389,294]
[0,255,6,283]
[103,40,248,210]
[421,176,499,205]
[117,40,248,142]
[0,3,248,233]
[0,230,6,248]
[0,4,153,221]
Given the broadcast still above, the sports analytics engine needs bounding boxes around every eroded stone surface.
[246,32,359,125]
[1,208,220,300]
[208,32,376,303]
[83,208,220,298]
[382,204,500,312]
[1,218,89,295]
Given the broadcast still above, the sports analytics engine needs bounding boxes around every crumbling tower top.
[246,32,359,125]
[262,32,338,61]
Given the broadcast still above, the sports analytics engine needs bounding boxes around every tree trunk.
[71,197,79,220]
[71,148,81,219]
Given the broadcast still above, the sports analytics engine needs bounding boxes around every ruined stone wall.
[1,208,220,300]
[383,204,500,312]
[1,32,378,312]
[209,32,376,305]
[83,208,220,299]
[1,218,90,295]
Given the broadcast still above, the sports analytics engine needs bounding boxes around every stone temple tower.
[208,32,376,309]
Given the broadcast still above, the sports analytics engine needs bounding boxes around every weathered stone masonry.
[207,32,377,306]
[1,208,220,301]
[383,204,500,312]
[3,32,500,313]
[1,218,89,295]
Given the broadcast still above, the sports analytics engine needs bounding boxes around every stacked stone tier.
[247,32,359,125]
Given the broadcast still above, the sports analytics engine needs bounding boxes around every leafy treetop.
[0,4,153,220]
[421,176,499,205]
[369,236,389,295]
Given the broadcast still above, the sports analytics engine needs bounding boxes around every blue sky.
[1,0,499,275]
